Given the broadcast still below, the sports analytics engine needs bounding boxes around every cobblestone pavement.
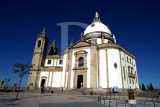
[0,92,160,107]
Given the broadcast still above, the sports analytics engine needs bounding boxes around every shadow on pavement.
[0,98,20,103]
[39,102,106,107]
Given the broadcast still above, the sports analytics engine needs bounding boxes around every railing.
[97,95,160,107]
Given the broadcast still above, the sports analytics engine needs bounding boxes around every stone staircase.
[26,89,83,95]
[51,90,83,95]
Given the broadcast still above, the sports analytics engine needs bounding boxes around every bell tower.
[32,28,49,69]
[28,28,49,90]
[48,39,58,55]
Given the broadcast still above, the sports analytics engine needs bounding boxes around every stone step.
[49,90,83,95]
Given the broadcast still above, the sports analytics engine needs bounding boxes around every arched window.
[123,66,126,80]
[129,79,131,84]
[127,56,129,62]
[128,66,130,73]
[37,40,41,48]
[132,79,134,84]
[78,57,84,67]
[131,67,133,74]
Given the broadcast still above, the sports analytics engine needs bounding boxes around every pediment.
[71,41,91,48]
[74,50,88,55]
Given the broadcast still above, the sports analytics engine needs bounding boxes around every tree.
[150,83,154,90]
[142,83,146,90]
[146,85,150,90]
[5,78,10,92]
[139,83,141,90]
[0,80,4,87]
[13,63,33,100]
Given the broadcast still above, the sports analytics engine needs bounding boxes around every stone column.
[35,71,41,89]
[29,71,37,90]
[67,50,73,90]
[90,45,98,88]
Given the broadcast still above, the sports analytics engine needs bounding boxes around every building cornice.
[46,55,63,59]
[73,67,88,70]
[41,66,63,71]
[98,43,136,59]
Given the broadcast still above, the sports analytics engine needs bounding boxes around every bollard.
[104,98,105,105]
[153,102,155,107]
[98,97,99,102]
[100,96,101,103]
[109,99,110,106]
[125,100,126,107]
[144,101,145,107]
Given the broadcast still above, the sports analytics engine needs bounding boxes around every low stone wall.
[82,88,142,96]
[82,88,159,98]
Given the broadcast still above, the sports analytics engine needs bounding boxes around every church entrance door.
[77,75,83,88]
[41,79,45,87]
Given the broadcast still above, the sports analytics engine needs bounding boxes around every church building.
[27,12,140,91]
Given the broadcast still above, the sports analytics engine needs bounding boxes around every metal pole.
[116,100,117,107]
[104,98,105,105]
[100,96,101,103]
[144,101,145,107]
[109,99,110,106]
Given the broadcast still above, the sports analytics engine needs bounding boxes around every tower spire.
[94,12,100,21]
[52,39,56,47]
[40,27,47,37]
[70,39,73,46]
[42,27,46,34]
[113,34,116,43]
[48,39,58,55]
[92,11,102,23]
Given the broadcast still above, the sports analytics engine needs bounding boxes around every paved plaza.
[0,92,160,107]
[0,92,104,107]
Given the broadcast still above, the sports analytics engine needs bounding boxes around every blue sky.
[0,0,160,88]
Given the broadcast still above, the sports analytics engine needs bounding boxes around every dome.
[84,22,111,35]
[83,11,112,36]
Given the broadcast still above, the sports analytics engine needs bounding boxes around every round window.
[114,63,117,68]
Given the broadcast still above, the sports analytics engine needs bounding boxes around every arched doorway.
[77,75,83,88]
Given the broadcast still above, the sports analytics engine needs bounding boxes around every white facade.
[28,12,140,91]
